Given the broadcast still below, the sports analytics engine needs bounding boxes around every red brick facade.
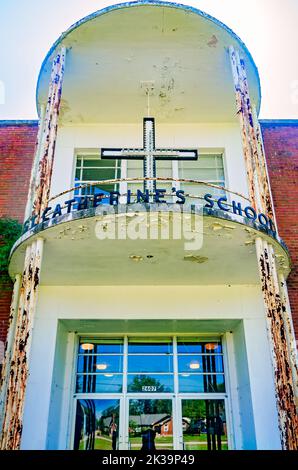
[0,121,37,346]
[260,121,298,338]
[0,120,298,350]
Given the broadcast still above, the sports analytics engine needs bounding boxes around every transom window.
[76,336,225,394]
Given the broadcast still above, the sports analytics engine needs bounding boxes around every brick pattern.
[0,122,37,349]
[261,122,298,338]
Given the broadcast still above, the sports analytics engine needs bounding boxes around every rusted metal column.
[237,51,270,215]
[230,46,298,449]
[0,238,44,450]
[251,104,277,226]
[0,274,21,432]
[278,272,298,403]
[32,47,66,221]
[24,105,46,222]
[229,46,256,210]
[255,238,298,449]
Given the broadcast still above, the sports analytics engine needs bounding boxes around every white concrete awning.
[36,1,261,124]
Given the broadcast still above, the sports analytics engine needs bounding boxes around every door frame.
[71,394,124,450]
[124,394,177,450]
[177,394,230,450]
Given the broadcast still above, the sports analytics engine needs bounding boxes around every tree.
[0,218,22,286]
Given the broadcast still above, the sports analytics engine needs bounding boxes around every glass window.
[126,160,172,197]
[128,355,173,373]
[74,399,120,450]
[181,399,228,450]
[128,337,173,354]
[77,355,123,374]
[74,155,121,199]
[76,374,123,394]
[179,374,225,393]
[76,338,124,393]
[179,154,225,201]
[75,337,225,395]
[128,399,173,450]
[177,338,225,393]
[127,337,174,393]
[127,374,174,393]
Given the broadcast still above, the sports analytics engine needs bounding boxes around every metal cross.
[101,117,198,192]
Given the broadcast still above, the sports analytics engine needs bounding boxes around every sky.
[0,0,297,120]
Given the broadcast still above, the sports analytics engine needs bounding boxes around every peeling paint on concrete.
[32,48,66,222]
[229,46,256,211]
[0,274,21,434]
[230,45,298,449]
[256,237,298,449]
[207,34,218,47]
[0,239,44,450]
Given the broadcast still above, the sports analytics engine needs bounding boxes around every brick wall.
[0,121,37,349]
[261,120,298,338]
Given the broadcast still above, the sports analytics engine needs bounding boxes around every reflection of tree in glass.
[182,400,206,435]
[129,398,171,416]
[128,375,170,394]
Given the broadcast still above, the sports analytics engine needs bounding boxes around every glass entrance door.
[127,398,174,450]
[74,398,121,450]
[180,399,228,450]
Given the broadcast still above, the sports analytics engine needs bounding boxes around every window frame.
[73,151,121,197]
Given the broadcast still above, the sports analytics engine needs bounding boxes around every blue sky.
[0,0,297,119]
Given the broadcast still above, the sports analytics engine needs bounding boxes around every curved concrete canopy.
[36,1,261,123]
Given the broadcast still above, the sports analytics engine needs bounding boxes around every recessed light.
[205,343,219,351]
[189,361,200,370]
[104,374,114,377]
[80,343,94,351]
[96,363,107,370]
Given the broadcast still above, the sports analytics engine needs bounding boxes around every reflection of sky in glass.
[178,355,224,373]
[79,341,123,354]
[179,374,225,393]
[128,355,173,373]
[177,341,222,354]
[93,399,119,418]
[77,355,123,373]
[76,374,123,393]
[128,342,172,354]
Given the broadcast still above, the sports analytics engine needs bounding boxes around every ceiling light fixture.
[205,343,219,351]
[80,343,94,351]
[189,361,200,370]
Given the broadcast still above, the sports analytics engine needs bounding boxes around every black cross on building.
[101,117,198,192]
